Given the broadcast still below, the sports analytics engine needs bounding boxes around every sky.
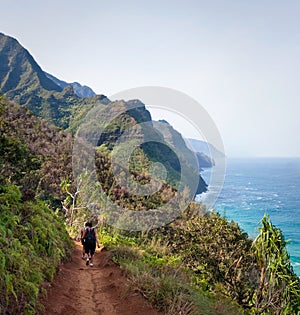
[1,0,300,157]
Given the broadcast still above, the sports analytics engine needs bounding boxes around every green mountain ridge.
[0,32,109,129]
[158,119,215,168]
[0,33,62,96]
[0,32,207,195]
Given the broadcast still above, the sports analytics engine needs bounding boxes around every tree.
[251,214,300,314]
[61,177,86,226]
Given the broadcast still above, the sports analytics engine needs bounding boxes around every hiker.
[80,222,88,260]
[82,222,100,267]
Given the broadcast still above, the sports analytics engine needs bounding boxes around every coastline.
[197,157,300,276]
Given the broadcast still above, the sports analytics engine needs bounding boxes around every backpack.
[84,228,96,245]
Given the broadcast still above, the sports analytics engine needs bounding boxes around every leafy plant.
[0,183,72,314]
[251,214,300,314]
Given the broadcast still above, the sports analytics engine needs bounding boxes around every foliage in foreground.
[98,218,245,315]
[97,205,300,315]
[0,183,72,315]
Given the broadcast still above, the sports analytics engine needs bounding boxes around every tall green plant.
[251,214,300,314]
[0,183,72,314]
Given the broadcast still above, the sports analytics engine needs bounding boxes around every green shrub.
[0,183,72,314]
[104,228,244,315]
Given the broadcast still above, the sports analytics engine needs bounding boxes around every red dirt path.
[39,242,163,315]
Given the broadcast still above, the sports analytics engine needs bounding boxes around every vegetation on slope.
[0,97,73,205]
[98,211,246,315]
[0,97,72,314]
[0,183,72,315]
[96,205,300,314]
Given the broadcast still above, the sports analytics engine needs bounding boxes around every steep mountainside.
[0,32,207,196]
[149,119,208,192]
[0,33,62,97]
[0,33,109,129]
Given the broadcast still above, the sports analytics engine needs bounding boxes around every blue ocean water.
[200,158,300,276]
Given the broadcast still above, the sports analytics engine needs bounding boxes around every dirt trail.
[39,242,162,315]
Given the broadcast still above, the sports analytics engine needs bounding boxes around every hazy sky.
[2,0,300,157]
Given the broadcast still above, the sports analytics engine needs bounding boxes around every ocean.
[198,158,300,277]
